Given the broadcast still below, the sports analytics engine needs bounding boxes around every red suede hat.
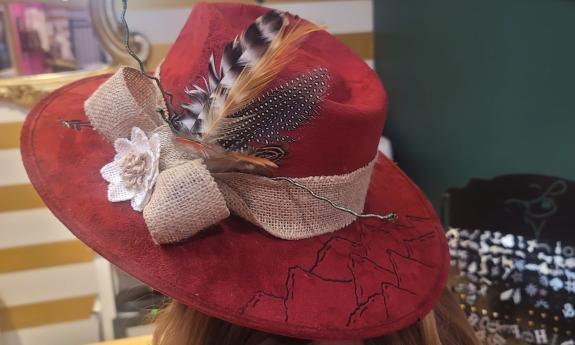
[20,2,450,340]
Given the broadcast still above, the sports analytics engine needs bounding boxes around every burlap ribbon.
[85,67,375,244]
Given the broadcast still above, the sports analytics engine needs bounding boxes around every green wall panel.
[374,0,575,207]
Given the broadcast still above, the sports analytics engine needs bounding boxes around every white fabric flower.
[100,127,161,211]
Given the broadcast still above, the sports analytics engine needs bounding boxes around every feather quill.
[175,137,278,172]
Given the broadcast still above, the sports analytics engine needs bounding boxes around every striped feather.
[172,11,328,172]
[173,10,287,136]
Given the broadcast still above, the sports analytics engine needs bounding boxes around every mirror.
[0,0,150,108]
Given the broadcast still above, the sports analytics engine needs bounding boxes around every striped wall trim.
[0,102,27,123]
[147,44,171,72]
[125,0,351,10]
[0,148,28,187]
[0,262,98,307]
[336,32,373,60]
[0,240,94,274]
[0,208,75,249]
[128,1,372,43]
[86,335,153,345]
[147,32,373,69]
[1,317,101,345]
[0,295,96,331]
[0,122,22,149]
[0,184,45,212]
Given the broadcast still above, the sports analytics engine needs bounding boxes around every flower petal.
[114,138,134,156]
[108,182,135,202]
[131,189,152,212]
[148,133,161,161]
[143,155,160,190]
[130,127,149,150]
[149,163,159,187]
[100,160,123,183]
[141,169,156,192]
[147,134,161,185]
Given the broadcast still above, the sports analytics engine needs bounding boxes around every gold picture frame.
[0,0,149,108]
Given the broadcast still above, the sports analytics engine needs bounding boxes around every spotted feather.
[216,68,329,151]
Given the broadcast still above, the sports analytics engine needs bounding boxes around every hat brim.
[21,75,449,340]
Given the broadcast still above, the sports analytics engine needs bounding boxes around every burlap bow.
[85,67,375,244]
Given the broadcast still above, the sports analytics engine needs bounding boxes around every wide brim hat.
[20,2,450,340]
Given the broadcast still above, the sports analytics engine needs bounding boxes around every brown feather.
[204,151,278,173]
[175,137,211,159]
[224,152,278,168]
[175,137,277,172]
[203,20,323,143]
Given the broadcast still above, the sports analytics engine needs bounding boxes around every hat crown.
[159,2,388,177]
[21,4,448,336]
